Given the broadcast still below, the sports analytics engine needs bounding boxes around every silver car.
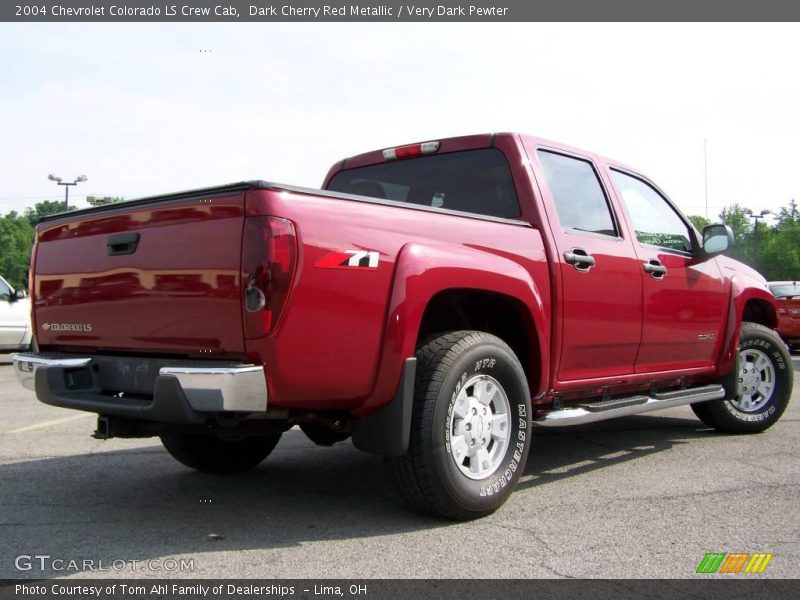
[0,275,32,351]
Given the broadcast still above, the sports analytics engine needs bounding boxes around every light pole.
[744,208,771,263]
[47,174,87,210]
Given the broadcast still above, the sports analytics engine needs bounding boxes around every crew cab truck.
[13,133,793,520]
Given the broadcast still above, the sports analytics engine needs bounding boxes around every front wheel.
[692,322,793,433]
[160,432,282,473]
[386,331,532,520]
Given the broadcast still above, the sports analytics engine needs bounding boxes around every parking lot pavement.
[0,352,798,579]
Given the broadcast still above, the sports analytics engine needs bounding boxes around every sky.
[0,22,798,221]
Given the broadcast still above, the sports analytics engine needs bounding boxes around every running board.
[533,384,725,427]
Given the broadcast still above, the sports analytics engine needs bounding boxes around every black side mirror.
[702,224,734,256]
[11,289,26,302]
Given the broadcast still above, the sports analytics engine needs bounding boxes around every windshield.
[327,148,521,219]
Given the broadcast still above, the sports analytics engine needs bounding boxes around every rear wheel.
[692,322,792,433]
[160,432,281,473]
[386,331,532,520]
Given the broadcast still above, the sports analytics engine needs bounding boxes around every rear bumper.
[12,353,267,424]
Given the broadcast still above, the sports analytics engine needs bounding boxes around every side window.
[0,279,11,302]
[611,170,693,253]
[537,150,617,237]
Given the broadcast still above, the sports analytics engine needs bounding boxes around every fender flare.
[353,241,549,418]
[717,275,779,377]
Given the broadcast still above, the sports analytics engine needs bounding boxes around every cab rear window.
[770,284,800,298]
[326,148,521,219]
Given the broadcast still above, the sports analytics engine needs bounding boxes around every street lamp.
[743,208,771,262]
[47,174,87,210]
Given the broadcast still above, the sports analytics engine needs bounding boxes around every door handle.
[107,233,140,256]
[643,259,667,278]
[564,248,596,271]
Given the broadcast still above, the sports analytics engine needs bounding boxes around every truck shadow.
[0,414,716,578]
[519,413,717,491]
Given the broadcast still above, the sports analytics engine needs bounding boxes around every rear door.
[608,169,727,372]
[532,149,643,381]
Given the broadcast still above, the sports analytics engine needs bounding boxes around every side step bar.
[533,384,725,427]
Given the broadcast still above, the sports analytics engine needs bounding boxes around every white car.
[0,275,32,351]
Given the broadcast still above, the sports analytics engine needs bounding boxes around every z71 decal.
[315,250,380,270]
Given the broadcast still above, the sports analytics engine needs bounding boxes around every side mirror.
[702,224,734,256]
[11,289,26,302]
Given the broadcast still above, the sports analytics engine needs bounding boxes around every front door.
[608,169,727,373]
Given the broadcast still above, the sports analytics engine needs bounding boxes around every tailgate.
[33,187,247,356]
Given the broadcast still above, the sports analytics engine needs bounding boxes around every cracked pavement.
[0,353,797,579]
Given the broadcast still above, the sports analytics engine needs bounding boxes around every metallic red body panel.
[34,195,246,357]
[28,132,780,418]
[715,257,779,376]
[776,302,800,341]
[243,187,548,411]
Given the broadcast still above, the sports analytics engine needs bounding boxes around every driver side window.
[611,169,693,253]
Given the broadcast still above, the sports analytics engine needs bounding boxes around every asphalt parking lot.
[0,352,797,580]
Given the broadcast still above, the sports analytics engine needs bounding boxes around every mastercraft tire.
[692,322,792,434]
[386,331,532,520]
[160,432,282,474]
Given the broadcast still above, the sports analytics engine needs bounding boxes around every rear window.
[326,148,521,219]
[770,284,800,298]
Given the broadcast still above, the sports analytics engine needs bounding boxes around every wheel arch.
[417,288,541,395]
[354,241,549,416]
[716,277,780,379]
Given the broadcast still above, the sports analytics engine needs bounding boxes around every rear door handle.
[107,233,140,256]
[563,248,596,271]
[643,259,667,278]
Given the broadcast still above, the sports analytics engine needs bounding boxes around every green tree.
[687,215,711,231]
[23,200,74,226]
[0,212,34,290]
[718,203,754,266]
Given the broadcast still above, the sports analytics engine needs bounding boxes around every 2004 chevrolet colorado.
[13,133,792,520]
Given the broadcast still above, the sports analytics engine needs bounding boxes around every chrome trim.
[12,353,92,391]
[159,365,267,412]
[12,353,268,414]
[533,385,725,427]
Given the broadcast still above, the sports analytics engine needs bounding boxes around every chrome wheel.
[447,375,511,480]
[732,348,776,412]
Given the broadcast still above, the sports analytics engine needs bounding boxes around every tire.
[692,322,793,433]
[160,432,282,473]
[386,331,532,520]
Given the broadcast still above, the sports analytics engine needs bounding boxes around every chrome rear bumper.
[12,353,267,422]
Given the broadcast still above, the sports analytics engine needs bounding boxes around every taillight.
[383,141,440,160]
[242,216,297,339]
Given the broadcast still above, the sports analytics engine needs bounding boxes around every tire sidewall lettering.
[725,332,788,423]
[437,348,531,509]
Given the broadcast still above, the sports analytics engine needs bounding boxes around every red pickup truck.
[13,133,792,520]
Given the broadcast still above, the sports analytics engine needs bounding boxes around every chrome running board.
[533,384,725,427]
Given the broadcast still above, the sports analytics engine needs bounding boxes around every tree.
[0,212,34,290]
[687,215,711,231]
[23,200,74,227]
[718,203,754,266]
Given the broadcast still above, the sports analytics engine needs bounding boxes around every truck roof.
[329,132,633,175]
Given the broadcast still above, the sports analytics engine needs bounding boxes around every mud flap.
[351,358,416,457]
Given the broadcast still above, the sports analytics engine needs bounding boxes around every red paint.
[30,133,778,415]
[769,281,800,345]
